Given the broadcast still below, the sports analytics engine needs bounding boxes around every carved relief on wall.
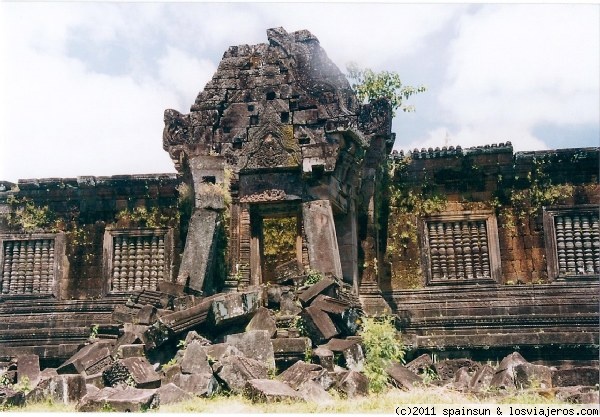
[240,123,300,171]
[0,233,64,296]
[544,206,600,280]
[103,228,173,293]
[421,212,501,285]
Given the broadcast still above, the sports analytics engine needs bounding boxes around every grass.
[6,387,573,413]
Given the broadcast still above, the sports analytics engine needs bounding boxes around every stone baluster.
[17,241,26,294]
[428,222,441,280]
[157,236,165,284]
[134,239,143,290]
[453,222,465,279]
[149,236,158,289]
[470,223,482,279]
[2,242,12,294]
[445,223,456,279]
[126,238,135,291]
[581,215,594,273]
[479,221,490,278]
[462,222,473,279]
[592,215,600,273]
[142,237,151,289]
[23,241,34,294]
[573,215,584,274]
[564,216,575,274]
[555,216,567,275]
[39,239,49,294]
[32,240,41,293]
[113,237,122,291]
[437,223,447,279]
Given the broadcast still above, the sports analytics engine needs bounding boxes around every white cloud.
[432,4,600,151]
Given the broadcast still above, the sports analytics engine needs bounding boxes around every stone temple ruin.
[0,28,598,408]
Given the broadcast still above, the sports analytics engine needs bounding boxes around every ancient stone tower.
[163,27,394,298]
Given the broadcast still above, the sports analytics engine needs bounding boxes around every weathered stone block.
[405,354,433,375]
[301,306,340,345]
[27,373,87,404]
[434,358,480,381]
[117,344,145,359]
[298,379,334,403]
[214,355,268,393]
[103,357,161,389]
[57,342,114,376]
[278,360,329,390]
[313,347,334,371]
[225,330,275,369]
[514,363,552,389]
[244,379,303,403]
[17,354,40,385]
[211,289,262,327]
[468,364,495,392]
[490,352,528,390]
[171,373,219,397]
[386,363,422,390]
[298,278,338,306]
[336,370,369,397]
[180,342,212,375]
[0,388,25,408]
[246,307,277,338]
[552,367,599,387]
[452,367,472,391]
[156,382,193,405]
[77,386,158,412]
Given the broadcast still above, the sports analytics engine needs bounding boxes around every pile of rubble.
[1,277,598,410]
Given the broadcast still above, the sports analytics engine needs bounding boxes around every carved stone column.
[302,200,343,279]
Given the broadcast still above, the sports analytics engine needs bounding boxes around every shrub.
[360,316,405,393]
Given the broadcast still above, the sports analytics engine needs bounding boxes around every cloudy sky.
[1,2,598,182]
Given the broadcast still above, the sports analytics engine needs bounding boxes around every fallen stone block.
[137,305,158,325]
[434,359,480,382]
[313,347,335,371]
[321,338,364,371]
[103,357,161,389]
[298,278,338,306]
[280,290,302,315]
[57,341,114,376]
[156,382,193,405]
[214,355,268,393]
[27,373,87,404]
[160,364,182,385]
[117,344,145,359]
[278,360,331,390]
[311,295,361,335]
[200,343,243,363]
[271,337,311,368]
[468,364,495,392]
[336,370,369,397]
[514,363,553,389]
[77,386,158,412]
[244,379,304,403]
[84,373,105,389]
[298,380,334,403]
[246,307,277,338]
[452,367,471,391]
[225,330,276,369]
[184,330,212,346]
[0,388,25,408]
[171,373,219,397]
[406,354,433,375]
[210,289,261,327]
[490,352,528,390]
[180,342,212,375]
[386,363,422,390]
[301,306,340,345]
[555,386,600,404]
[17,354,40,386]
[552,367,599,387]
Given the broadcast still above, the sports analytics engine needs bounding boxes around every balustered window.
[544,206,599,280]
[421,212,501,285]
[104,229,172,293]
[0,234,63,296]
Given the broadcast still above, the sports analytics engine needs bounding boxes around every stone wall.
[0,174,182,300]
[385,144,599,290]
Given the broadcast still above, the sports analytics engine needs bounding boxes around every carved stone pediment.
[240,122,300,171]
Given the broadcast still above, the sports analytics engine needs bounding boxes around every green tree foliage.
[346,62,426,116]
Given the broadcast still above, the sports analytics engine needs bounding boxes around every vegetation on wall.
[5,195,56,233]
[262,217,298,282]
[346,63,427,116]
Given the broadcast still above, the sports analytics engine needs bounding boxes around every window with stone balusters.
[0,233,63,296]
[543,206,599,280]
[421,212,501,285]
[103,229,173,293]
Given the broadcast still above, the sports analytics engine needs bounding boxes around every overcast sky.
[1,2,598,182]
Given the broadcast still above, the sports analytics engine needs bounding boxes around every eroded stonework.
[163,27,393,296]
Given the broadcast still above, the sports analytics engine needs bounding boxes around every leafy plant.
[5,195,55,232]
[304,269,324,286]
[360,316,405,393]
[346,63,426,116]
[89,324,100,341]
